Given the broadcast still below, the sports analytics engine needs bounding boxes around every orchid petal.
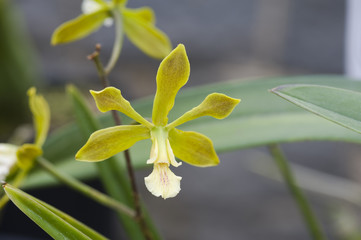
[168,128,219,167]
[76,125,150,162]
[27,88,50,148]
[90,87,153,128]
[152,44,190,126]
[126,7,155,24]
[16,144,42,170]
[168,93,240,128]
[0,144,18,181]
[112,0,127,6]
[123,8,171,59]
[51,9,110,45]
[144,163,181,199]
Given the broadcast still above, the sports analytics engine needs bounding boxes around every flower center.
[147,127,181,167]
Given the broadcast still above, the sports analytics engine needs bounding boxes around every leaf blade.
[4,184,107,240]
[271,84,361,134]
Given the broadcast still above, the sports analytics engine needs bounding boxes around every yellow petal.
[27,88,50,148]
[168,93,241,128]
[76,125,150,162]
[51,9,110,45]
[152,44,190,126]
[112,0,127,5]
[16,144,42,170]
[90,87,153,128]
[125,7,155,24]
[168,128,219,167]
[144,163,181,199]
[123,8,171,59]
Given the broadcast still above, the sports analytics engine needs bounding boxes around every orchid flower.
[51,0,171,59]
[0,88,50,182]
[76,44,240,199]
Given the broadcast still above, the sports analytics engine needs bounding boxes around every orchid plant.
[4,0,361,240]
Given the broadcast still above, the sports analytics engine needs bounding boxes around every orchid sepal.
[152,44,190,126]
[90,87,153,128]
[168,93,241,129]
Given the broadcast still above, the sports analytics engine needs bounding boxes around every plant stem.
[36,157,135,218]
[105,9,123,75]
[89,48,153,240]
[268,144,325,240]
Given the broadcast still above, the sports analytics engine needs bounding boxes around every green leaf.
[4,184,108,240]
[271,84,361,135]
[29,76,361,189]
[123,8,171,59]
[51,10,110,45]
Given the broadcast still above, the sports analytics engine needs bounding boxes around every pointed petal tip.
[27,87,36,96]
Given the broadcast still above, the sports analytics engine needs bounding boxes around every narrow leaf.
[271,84,361,134]
[4,184,108,240]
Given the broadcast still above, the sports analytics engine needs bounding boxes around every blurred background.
[2,0,361,239]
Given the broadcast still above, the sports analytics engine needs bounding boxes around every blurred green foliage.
[0,0,39,141]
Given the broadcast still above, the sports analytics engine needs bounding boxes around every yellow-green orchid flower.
[76,44,240,199]
[51,0,171,59]
[0,88,50,182]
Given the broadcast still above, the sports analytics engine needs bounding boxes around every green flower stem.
[0,167,30,209]
[105,9,123,75]
[88,49,153,240]
[36,157,136,218]
[268,144,325,240]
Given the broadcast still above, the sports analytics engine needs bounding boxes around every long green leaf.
[29,76,361,189]
[4,184,108,240]
[271,84,361,134]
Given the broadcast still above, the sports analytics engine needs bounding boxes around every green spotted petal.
[90,87,153,128]
[168,93,241,128]
[51,9,110,45]
[168,128,219,167]
[152,44,190,126]
[76,125,150,161]
[123,8,171,59]
[27,88,50,148]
